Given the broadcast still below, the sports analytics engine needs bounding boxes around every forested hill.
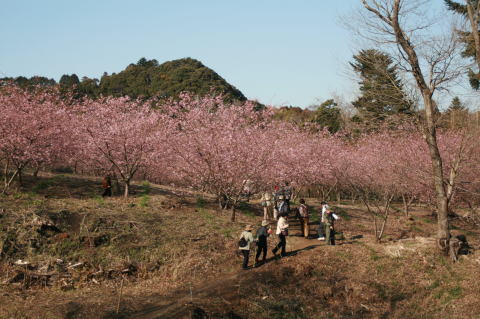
[0,57,247,102]
[97,57,246,101]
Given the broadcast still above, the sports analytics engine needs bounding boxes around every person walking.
[242,179,253,202]
[298,198,309,238]
[272,213,289,257]
[273,185,281,201]
[324,210,336,245]
[238,225,255,270]
[255,220,271,265]
[277,195,290,218]
[318,201,329,240]
[283,181,293,207]
[101,175,112,197]
[261,191,274,220]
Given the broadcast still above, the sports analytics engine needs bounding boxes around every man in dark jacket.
[255,220,271,264]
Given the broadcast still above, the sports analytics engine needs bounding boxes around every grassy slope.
[0,173,479,319]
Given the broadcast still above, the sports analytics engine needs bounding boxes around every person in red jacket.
[102,175,112,197]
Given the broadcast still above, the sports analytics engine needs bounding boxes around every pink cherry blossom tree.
[0,86,70,193]
[270,127,347,202]
[73,97,164,197]
[342,133,398,242]
[152,94,286,221]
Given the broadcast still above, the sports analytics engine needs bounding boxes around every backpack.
[238,235,248,248]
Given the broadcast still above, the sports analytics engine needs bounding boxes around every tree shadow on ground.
[249,244,321,269]
[124,243,325,319]
[12,173,201,200]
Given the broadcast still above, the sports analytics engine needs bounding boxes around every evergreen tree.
[59,74,80,88]
[443,96,469,129]
[444,0,480,89]
[311,99,341,133]
[350,49,414,127]
[0,76,56,89]
[447,96,467,112]
[273,106,313,124]
[77,77,99,98]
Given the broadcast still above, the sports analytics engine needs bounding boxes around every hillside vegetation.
[1,57,247,103]
[1,173,479,319]
[97,58,247,102]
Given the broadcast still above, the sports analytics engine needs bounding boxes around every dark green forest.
[1,57,247,102]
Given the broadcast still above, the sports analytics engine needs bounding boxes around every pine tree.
[447,96,467,112]
[444,0,480,89]
[444,96,469,129]
[59,74,80,88]
[350,49,414,128]
[311,99,342,133]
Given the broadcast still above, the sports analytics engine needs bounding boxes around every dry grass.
[0,173,479,318]
[0,173,258,317]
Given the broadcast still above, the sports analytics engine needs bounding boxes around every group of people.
[238,189,339,270]
[260,182,293,221]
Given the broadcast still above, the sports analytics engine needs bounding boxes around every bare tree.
[350,0,466,255]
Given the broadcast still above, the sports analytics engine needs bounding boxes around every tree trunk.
[390,1,450,254]
[466,1,480,72]
[33,166,40,179]
[424,96,450,254]
[218,194,229,210]
[218,196,223,209]
[3,160,9,188]
[18,168,23,187]
[111,172,120,195]
[230,204,237,222]
[230,181,248,222]
[402,194,410,218]
[2,168,19,194]
[124,180,130,198]
[361,0,456,254]
[377,195,394,242]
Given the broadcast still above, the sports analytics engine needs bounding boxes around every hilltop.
[97,58,247,102]
[0,57,247,103]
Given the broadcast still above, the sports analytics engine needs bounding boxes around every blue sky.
[0,0,456,108]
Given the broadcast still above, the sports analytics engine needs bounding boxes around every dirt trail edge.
[127,223,324,319]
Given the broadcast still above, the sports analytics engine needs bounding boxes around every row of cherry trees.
[1,87,479,226]
[0,87,72,191]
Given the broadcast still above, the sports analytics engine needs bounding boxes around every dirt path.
[127,218,326,319]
